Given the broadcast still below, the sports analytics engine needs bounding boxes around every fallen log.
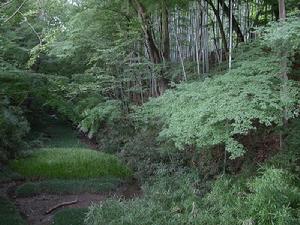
[46,199,78,214]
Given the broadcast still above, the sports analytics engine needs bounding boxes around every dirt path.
[16,193,105,225]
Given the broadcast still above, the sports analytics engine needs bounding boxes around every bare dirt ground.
[2,180,141,225]
[16,193,105,225]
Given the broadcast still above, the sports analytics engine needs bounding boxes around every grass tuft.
[10,148,132,179]
[15,177,123,197]
[0,197,27,225]
[52,208,87,225]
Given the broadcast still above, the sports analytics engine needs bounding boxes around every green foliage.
[0,3,299,225]
[261,16,300,53]
[10,148,132,179]
[41,70,134,152]
[199,168,300,225]
[267,118,300,175]
[247,168,299,224]
[85,173,201,225]
[0,70,79,161]
[0,197,27,225]
[15,177,122,197]
[122,128,186,180]
[79,100,122,138]
[141,44,300,159]
[198,176,246,225]
[0,71,49,109]
[76,99,132,153]
[95,123,134,153]
[86,167,299,225]
[0,97,30,162]
[53,208,88,225]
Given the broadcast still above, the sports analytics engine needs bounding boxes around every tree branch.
[19,11,42,45]
[4,0,27,23]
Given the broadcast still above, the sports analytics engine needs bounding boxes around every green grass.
[0,197,27,225]
[52,208,87,225]
[10,148,132,179]
[15,177,123,197]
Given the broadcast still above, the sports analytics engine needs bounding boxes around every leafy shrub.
[78,99,134,153]
[267,118,300,174]
[94,121,134,154]
[121,128,186,180]
[261,16,300,54]
[0,97,30,162]
[141,43,300,159]
[79,100,122,138]
[136,19,300,160]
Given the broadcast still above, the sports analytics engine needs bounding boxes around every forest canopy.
[0,0,300,225]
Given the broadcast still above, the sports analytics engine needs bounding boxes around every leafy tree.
[141,19,300,158]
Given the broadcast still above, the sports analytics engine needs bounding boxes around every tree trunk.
[278,0,287,150]
[278,0,286,19]
[218,0,244,43]
[161,0,170,61]
[207,0,228,52]
[130,0,167,95]
[229,0,233,70]
[130,0,161,63]
[175,32,187,81]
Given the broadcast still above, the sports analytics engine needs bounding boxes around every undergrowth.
[0,166,22,183]
[86,167,300,225]
[85,173,200,225]
[43,118,86,148]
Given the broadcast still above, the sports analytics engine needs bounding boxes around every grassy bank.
[10,148,132,179]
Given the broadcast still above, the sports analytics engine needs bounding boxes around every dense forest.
[0,0,300,225]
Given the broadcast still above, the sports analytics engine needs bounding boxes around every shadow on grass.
[0,197,27,225]
[16,177,123,197]
[52,208,88,225]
